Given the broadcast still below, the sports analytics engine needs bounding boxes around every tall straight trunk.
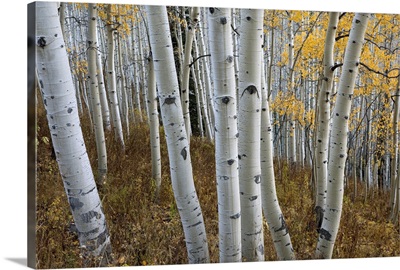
[146,53,162,201]
[181,7,200,139]
[36,2,112,264]
[237,9,264,262]
[194,33,213,140]
[390,78,400,221]
[207,7,241,263]
[287,18,296,164]
[316,13,369,259]
[117,29,129,137]
[145,5,209,264]
[87,3,107,184]
[106,5,125,151]
[198,14,215,137]
[260,56,295,260]
[314,12,339,232]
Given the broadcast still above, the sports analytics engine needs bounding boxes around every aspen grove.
[34,2,400,268]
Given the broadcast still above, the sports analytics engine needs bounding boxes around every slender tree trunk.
[146,52,162,202]
[237,9,265,262]
[96,32,111,132]
[287,17,296,164]
[316,13,370,259]
[207,7,241,263]
[260,55,295,260]
[390,78,400,221]
[117,28,129,137]
[181,7,200,139]
[314,12,339,232]
[106,5,125,151]
[146,6,209,263]
[36,2,112,264]
[87,3,107,184]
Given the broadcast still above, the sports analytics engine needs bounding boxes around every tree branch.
[359,62,400,79]
[189,54,211,68]
[330,63,343,72]
[335,34,349,41]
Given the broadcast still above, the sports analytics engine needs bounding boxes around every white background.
[1,0,398,269]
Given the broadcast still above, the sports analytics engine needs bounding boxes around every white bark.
[197,15,215,138]
[260,56,295,260]
[390,78,400,222]
[117,29,129,137]
[36,1,111,261]
[181,7,200,138]
[208,7,241,263]
[287,18,296,164]
[314,12,339,232]
[147,53,162,201]
[316,13,370,259]
[106,5,125,151]
[237,9,264,262]
[96,33,111,132]
[87,3,107,183]
[145,5,209,264]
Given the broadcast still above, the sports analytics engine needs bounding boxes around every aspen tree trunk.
[316,13,370,259]
[314,12,339,232]
[87,3,107,184]
[36,2,112,263]
[117,29,129,138]
[194,33,213,140]
[260,56,295,260]
[237,9,265,262]
[106,5,125,151]
[198,14,215,137]
[132,20,144,122]
[96,35,111,132]
[181,7,200,139]
[146,6,209,263]
[207,7,241,263]
[390,78,400,221]
[287,17,296,164]
[146,52,162,201]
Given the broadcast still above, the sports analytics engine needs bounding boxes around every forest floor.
[35,103,399,268]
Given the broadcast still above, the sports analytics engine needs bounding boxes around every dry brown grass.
[36,101,399,268]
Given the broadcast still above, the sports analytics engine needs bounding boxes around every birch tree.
[316,13,370,259]
[36,1,112,264]
[87,3,107,184]
[181,7,200,139]
[207,7,241,263]
[145,5,209,263]
[260,56,295,260]
[237,8,264,262]
[146,51,162,201]
[314,12,339,232]
[106,5,125,151]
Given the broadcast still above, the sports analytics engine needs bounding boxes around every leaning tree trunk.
[207,7,241,263]
[260,55,295,260]
[87,3,107,184]
[315,13,370,259]
[314,12,339,232]
[237,8,264,262]
[106,5,125,151]
[36,1,112,264]
[145,5,209,264]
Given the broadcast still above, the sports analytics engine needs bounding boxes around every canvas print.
[27,1,400,268]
